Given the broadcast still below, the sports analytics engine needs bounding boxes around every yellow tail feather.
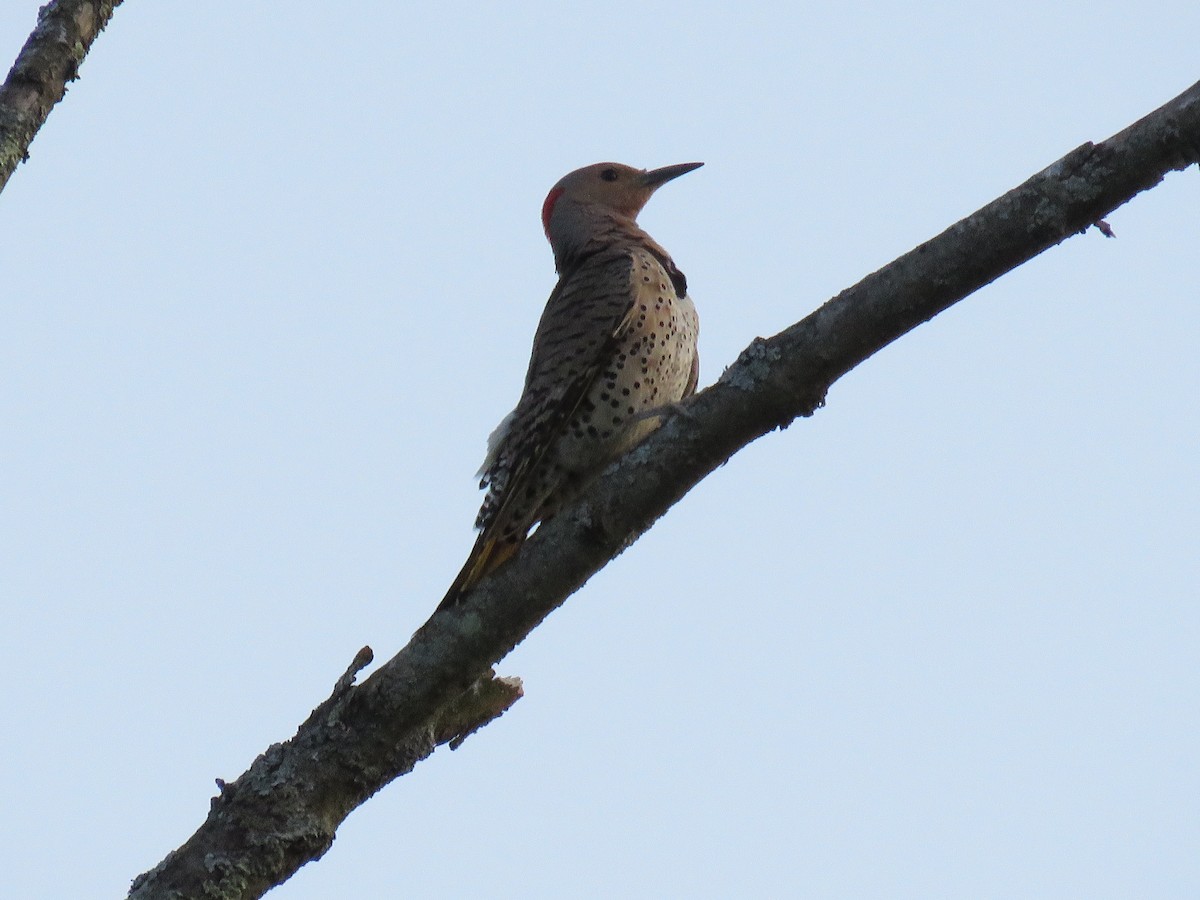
[437,533,522,611]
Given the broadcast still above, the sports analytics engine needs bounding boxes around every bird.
[438,161,703,611]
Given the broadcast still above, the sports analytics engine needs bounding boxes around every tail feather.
[437,532,522,611]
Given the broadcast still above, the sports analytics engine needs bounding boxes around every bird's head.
[541,161,703,244]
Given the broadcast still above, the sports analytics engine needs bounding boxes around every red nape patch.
[541,186,564,238]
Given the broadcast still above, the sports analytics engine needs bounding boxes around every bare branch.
[129,651,521,900]
[0,0,122,195]
[127,80,1200,897]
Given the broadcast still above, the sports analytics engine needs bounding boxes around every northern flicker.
[438,161,702,611]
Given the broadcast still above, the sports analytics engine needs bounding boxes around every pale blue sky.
[2,3,1198,897]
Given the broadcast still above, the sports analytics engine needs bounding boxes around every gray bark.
[0,0,121,194]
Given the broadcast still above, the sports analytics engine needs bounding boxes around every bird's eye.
[600,168,619,182]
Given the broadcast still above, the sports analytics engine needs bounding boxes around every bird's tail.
[437,532,522,611]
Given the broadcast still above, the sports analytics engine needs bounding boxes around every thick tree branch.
[0,0,121,194]
[129,652,522,900]
[128,81,1200,898]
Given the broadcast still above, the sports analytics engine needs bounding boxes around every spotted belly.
[554,267,698,481]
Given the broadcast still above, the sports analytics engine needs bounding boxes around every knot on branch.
[432,669,524,750]
[719,337,782,392]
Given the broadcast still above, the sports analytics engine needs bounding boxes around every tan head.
[541,162,703,257]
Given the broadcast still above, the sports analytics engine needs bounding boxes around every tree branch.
[0,0,121,195]
[127,80,1200,897]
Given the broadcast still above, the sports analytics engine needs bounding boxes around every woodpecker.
[439,161,702,610]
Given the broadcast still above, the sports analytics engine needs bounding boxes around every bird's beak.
[641,161,704,189]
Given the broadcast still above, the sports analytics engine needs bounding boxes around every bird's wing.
[438,251,641,610]
[475,249,640,538]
